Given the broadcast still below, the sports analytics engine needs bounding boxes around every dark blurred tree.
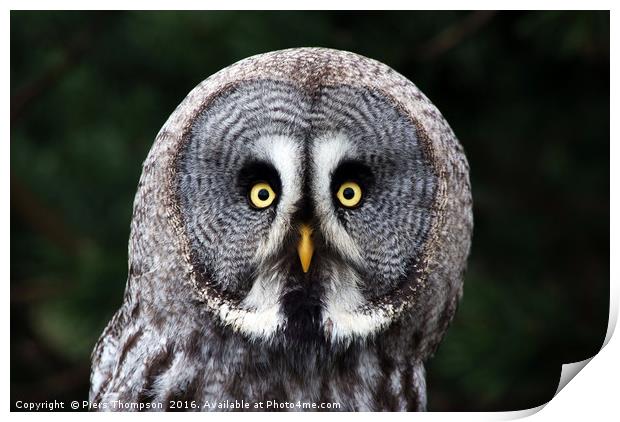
[10,10,609,410]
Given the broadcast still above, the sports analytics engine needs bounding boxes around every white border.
[2,1,617,11]
[5,3,616,421]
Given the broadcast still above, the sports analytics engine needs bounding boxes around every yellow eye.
[336,181,363,208]
[249,182,276,209]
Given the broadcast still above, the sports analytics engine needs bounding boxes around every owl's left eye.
[249,182,276,209]
[336,181,363,208]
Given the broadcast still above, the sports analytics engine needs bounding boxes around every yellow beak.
[297,224,314,273]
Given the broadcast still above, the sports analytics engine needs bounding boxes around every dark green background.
[10,11,609,411]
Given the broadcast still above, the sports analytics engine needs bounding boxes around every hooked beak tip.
[297,224,314,273]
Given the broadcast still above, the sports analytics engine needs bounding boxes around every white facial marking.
[311,134,392,341]
[321,263,391,344]
[209,136,301,340]
[212,270,286,340]
[311,133,364,264]
[252,135,302,263]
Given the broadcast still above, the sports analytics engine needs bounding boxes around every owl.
[90,48,472,412]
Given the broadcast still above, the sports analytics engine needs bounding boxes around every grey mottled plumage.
[90,48,473,411]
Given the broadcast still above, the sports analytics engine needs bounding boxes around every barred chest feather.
[91,303,427,412]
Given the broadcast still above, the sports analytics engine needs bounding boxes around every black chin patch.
[280,272,324,344]
[274,262,330,372]
[282,292,321,339]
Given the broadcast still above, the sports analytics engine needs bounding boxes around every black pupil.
[257,188,270,201]
[343,187,355,200]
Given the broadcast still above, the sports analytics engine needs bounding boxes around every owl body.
[90,48,472,411]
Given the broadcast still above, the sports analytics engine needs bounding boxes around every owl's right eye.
[249,182,276,209]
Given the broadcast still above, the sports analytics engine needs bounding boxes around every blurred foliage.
[10,11,609,411]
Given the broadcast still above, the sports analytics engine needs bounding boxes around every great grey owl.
[90,47,473,412]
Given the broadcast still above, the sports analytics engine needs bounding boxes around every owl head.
[129,48,472,359]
